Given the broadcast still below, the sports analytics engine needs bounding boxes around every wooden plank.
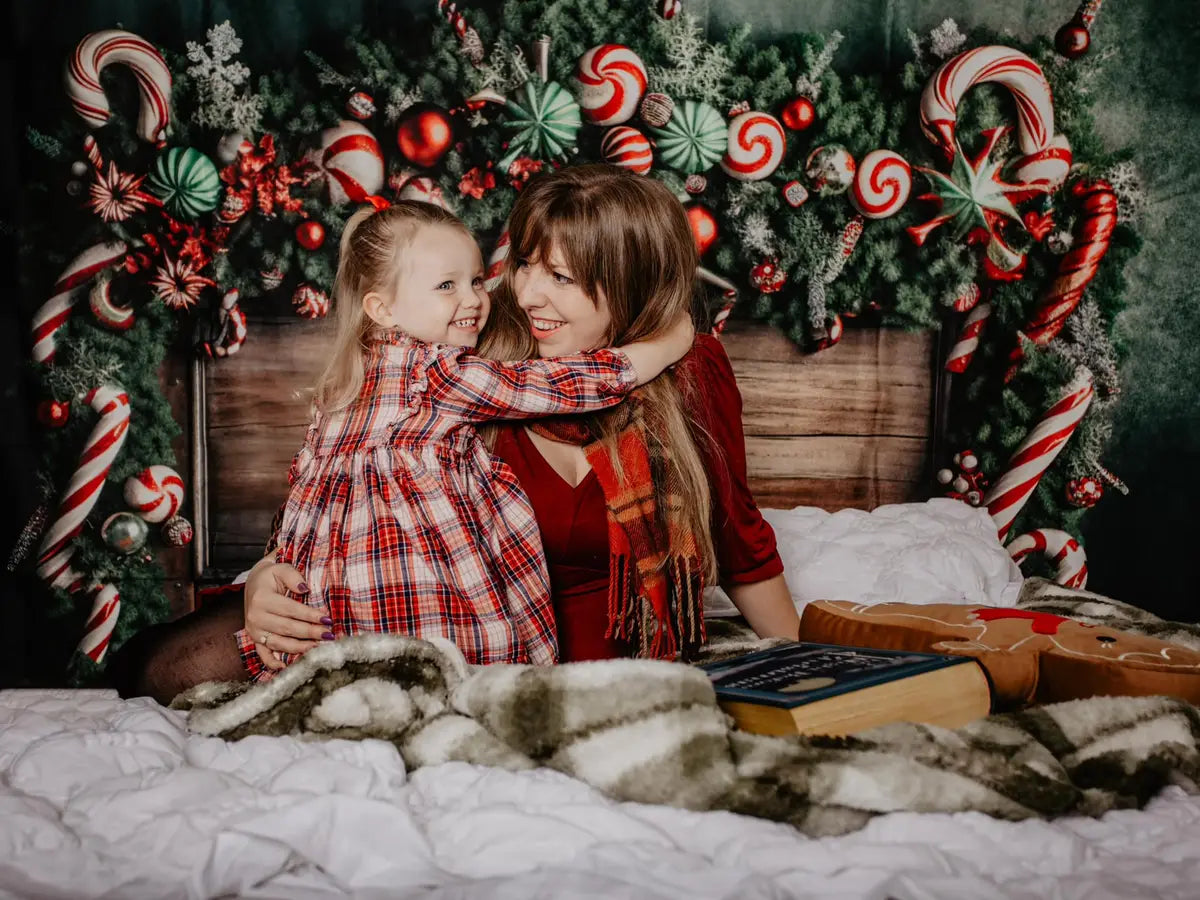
[743,435,929,482]
[748,477,925,511]
[157,333,195,616]
[724,326,934,437]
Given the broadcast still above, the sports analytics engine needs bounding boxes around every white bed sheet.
[2,688,1198,900]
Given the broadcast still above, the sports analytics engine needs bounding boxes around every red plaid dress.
[234,333,636,678]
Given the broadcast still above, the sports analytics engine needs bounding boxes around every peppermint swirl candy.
[574,44,647,126]
[601,126,653,174]
[500,80,582,170]
[850,149,912,219]
[719,111,786,182]
[648,100,726,175]
[147,147,221,219]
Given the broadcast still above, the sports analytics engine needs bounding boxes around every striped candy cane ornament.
[485,227,511,292]
[78,583,122,663]
[945,302,992,373]
[1008,528,1088,589]
[36,385,131,592]
[32,242,129,364]
[984,369,1094,541]
[66,30,172,146]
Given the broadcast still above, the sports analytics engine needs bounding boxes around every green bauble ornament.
[648,100,726,175]
[500,79,582,170]
[101,512,149,555]
[148,148,222,219]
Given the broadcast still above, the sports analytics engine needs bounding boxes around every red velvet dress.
[491,335,784,661]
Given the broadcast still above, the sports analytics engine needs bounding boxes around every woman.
[110,165,797,701]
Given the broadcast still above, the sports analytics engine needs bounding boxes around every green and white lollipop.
[648,100,726,174]
[148,147,221,219]
[500,79,582,170]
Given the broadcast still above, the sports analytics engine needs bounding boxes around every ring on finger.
[260,631,272,646]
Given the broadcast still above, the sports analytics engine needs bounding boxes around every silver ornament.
[101,512,149,555]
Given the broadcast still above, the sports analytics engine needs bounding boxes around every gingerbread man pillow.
[799,601,1200,709]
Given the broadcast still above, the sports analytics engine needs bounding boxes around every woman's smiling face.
[512,242,612,355]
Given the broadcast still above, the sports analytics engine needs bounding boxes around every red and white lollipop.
[123,464,185,523]
[32,242,129,364]
[313,121,385,205]
[66,29,172,146]
[850,149,912,219]
[575,44,647,127]
[397,175,450,209]
[601,126,653,175]
[920,45,1072,196]
[719,111,786,182]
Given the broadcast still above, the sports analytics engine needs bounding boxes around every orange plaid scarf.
[532,397,706,660]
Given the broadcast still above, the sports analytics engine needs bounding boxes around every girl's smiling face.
[363,223,490,346]
[512,242,612,355]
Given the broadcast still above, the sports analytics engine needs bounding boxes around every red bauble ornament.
[396,106,454,168]
[1055,21,1091,59]
[37,400,70,428]
[295,220,326,251]
[780,96,816,131]
[685,205,718,256]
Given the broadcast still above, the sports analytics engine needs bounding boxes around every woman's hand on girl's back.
[243,554,329,669]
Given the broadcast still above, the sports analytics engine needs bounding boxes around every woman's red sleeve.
[681,334,784,586]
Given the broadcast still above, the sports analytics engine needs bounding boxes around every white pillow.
[705,498,1023,619]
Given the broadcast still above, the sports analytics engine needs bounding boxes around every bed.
[4,318,1199,899]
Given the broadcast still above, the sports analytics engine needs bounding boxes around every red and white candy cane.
[575,44,648,126]
[485,227,510,292]
[36,385,131,592]
[1008,528,1088,589]
[945,301,992,373]
[79,583,121,663]
[66,30,172,146]
[920,46,1072,196]
[697,266,738,334]
[951,281,981,312]
[984,369,1094,542]
[202,289,248,358]
[720,111,787,182]
[32,242,129,364]
[1024,179,1117,346]
[82,134,104,171]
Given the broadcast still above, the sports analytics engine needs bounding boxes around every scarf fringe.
[606,552,706,661]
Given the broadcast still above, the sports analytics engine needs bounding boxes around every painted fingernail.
[320,616,333,626]
[297,582,310,593]
[322,632,336,641]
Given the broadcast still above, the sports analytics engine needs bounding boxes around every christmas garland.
[15,0,1141,680]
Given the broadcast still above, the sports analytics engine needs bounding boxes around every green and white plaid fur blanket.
[176,578,1200,837]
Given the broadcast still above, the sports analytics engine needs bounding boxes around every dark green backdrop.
[3,1,1197,638]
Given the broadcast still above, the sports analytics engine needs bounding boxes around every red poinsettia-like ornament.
[149,255,216,310]
[906,127,1029,280]
[88,162,158,223]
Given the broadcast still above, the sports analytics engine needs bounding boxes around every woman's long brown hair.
[480,164,717,581]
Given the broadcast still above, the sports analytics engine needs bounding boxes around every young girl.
[233,200,692,676]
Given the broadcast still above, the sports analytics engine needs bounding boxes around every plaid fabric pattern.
[235,334,636,678]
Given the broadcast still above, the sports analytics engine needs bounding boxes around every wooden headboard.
[191,317,943,584]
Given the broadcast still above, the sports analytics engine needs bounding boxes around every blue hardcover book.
[700,641,991,736]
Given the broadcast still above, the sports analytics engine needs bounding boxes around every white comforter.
[3,689,1199,900]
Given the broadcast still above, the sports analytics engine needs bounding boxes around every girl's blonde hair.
[480,164,717,582]
[314,200,471,412]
